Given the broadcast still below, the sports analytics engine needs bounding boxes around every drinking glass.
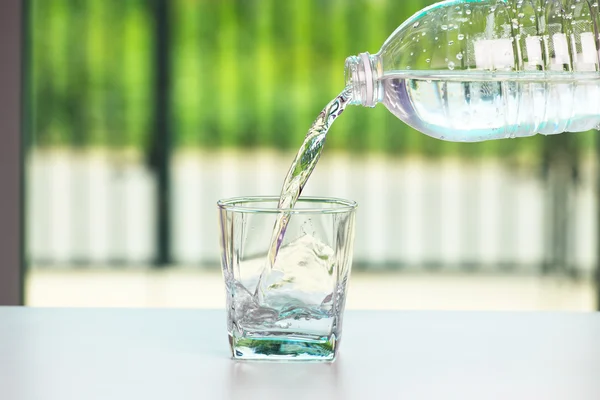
[218,196,357,361]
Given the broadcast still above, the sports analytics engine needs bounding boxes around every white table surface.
[1,308,599,400]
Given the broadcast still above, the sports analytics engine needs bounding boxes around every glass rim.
[217,196,358,214]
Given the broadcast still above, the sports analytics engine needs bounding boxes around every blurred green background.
[28,0,596,157]
[24,0,599,310]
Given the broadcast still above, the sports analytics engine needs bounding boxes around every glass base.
[229,334,337,362]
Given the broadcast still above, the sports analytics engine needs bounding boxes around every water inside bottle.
[382,70,600,142]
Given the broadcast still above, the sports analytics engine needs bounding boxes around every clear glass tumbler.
[218,196,357,361]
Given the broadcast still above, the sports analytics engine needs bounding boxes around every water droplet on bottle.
[448,40,455,45]
[456,53,463,60]
[441,24,448,30]
[458,34,465,40]
[466,9,472,15]
[448,61,455,70]
[413,22,420,28]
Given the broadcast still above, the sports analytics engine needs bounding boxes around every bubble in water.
[518,12,525,18]
[441,24,448,30]
[448,40,455,45]
[410,52,414,56]
[426,58,431,63]
[434,36,439,40]
[466,9,472,15]
[413,22,420,28]
[530,15,536,22]
[458,34,465,40]
[406,66,411,70]
[448,61,455,70]
[445,57,449,62]
[456,53,463,60]
[423,48,427,52]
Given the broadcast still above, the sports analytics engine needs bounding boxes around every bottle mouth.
[344,52,381,107]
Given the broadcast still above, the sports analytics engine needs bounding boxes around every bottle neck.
[344,52,382,107]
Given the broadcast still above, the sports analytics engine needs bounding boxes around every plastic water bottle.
[344,0,600,142]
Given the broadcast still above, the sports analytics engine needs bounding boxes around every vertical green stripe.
[111,0,126,148]
[218,0,239,148]
[122,0,151,149]
[292,1,312,148]
[48,0,68,145]
[30,0,44,146]
[104,0,123,148]
[172,0,202,147]
[256,0,274,147]
[197,0,219,148]
[270,1,292,150]
[122,0,136,147]
[237,0,258,147]
[87,0,104,145]
[65,0,87,148]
